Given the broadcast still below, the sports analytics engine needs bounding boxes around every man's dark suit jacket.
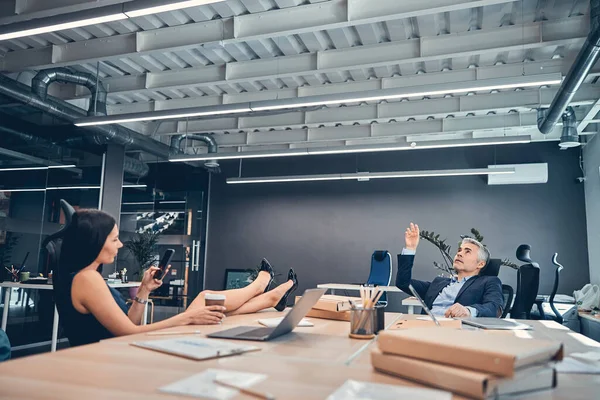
[396,254,504,318]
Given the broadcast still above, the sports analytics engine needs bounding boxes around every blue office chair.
[366,250,392,306]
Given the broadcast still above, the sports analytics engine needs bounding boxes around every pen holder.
[19,271,30,282]
[349,306,375,339]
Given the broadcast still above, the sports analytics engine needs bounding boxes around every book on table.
[371,348,556,399]
[377,328,563,377]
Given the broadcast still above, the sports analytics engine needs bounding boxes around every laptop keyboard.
[241,327,273,337]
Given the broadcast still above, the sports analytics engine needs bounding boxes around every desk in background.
[0,281,142,352]
[580,312,600,342]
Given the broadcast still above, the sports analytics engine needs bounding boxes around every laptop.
[207,288,326,341]
[408,284,441,327]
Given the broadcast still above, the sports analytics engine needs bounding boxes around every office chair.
[366,250,392,306]
[501,284,514,318]
[531,253,564,323]
[42,199,76,274]
[479,258,501,277]
[510,244,540,319]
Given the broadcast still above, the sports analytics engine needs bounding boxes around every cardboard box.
[295,294,358,312]
[377,328,563,377]
[305,308,351,321]
[389,319,462,330]
[371,348,557,399]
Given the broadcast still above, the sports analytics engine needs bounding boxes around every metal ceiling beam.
[0,1,568,73]
[180,108,595,151]
[68,58,576,108]
[578,98,600,133]
[150,85,600,137]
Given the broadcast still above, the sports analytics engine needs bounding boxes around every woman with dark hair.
[53,209,298,346]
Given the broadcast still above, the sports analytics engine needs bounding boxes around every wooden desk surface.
[0,312,599,399]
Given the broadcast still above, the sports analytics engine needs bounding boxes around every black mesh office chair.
[531,253,564,323]
[510,244,540,319]
[501,284,514,318]
[479,258,501,277]
[41,200,76,273]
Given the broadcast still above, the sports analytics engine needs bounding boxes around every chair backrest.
[42,200,76,273]
[480,258,501,277]
[366,251,392,286]
[548,253,564,323]
[366,251,392,306]
[501,284,514,318]
[510,245,540,319]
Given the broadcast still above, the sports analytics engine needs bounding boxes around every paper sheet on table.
[416,316,454,322]
[258,317,313,327]
[326,380,452,400]
[556,351,600,374]
[159,369,268,400]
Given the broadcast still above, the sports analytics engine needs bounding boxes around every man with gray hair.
[396,223,504,318]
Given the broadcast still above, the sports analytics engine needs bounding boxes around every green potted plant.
[124,230,161,297]
[419,228,518,276]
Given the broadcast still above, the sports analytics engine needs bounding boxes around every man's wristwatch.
[134,296,148,305]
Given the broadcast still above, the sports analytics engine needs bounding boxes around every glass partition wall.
[0,138,102,354]
[118,160,209,323]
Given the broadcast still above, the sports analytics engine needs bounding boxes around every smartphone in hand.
[154,249,175,280]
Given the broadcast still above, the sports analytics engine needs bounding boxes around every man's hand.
[445,303,471,318]
[404,222,420,251]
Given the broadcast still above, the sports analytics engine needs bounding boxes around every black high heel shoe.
[259,258,275,293]
[274,268,298,312]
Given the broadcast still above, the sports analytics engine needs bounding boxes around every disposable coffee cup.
[205,293,226,307]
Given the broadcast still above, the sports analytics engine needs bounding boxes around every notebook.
[131,337,260,361]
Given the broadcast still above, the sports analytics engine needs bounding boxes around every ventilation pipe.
[537,0,600,142]
[31,68,107,116]
[559,107,581,148]
[0,73,173,160]
[170,134,220,170]
[0,120,149,177]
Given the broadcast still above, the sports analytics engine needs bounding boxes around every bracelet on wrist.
[134,296,148,305]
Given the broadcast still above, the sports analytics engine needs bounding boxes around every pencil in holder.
[349,306,375,339]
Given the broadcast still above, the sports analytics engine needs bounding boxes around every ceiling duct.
[0,118,149,177]
[559,106,581,149]
[170,134,220,172]
[31,68,107,116]
[537,0,600,141]
[0,72,173,159]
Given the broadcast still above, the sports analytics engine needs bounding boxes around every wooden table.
[0,312,598,399]
[0,281,142,352]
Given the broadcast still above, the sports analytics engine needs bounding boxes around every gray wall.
[584,134,600,285]
[206,142,589,311]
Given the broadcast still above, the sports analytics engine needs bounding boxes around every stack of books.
[295,294,358,321]
[371,328,563,399]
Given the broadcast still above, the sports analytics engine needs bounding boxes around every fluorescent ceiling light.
[75,106,251,127]
[0,164,76,172]
[124,1,226,18]
[250,74,562,112]
[227,167,515,185]
[0,7,127,41]
[0,1,227,42]
[0,184,146,192]
[74,74,561,127]
[122,200,185,205]
[170,136,531,162]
